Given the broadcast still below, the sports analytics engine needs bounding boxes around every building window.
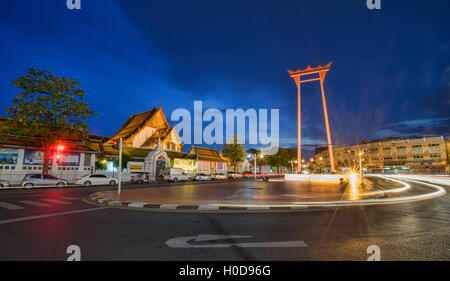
[430,155,441,161]
[413,155,423,162]
[428,144,441,152]
[84,154,91,167]
[396,146,406,154]
[411,145,423,153]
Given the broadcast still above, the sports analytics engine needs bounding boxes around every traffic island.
[84,175,448,212]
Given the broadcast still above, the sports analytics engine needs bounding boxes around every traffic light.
[55,143,66,161]
[111,140,120,150]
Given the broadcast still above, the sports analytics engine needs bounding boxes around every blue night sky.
[0,0,449,157]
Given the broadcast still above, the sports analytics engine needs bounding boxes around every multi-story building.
[315,136,449,174]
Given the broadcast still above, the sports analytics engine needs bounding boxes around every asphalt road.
[0,178,448,261]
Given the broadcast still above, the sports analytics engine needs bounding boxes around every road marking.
[18,200,50,207]
[41,198,72,205]
[166,234,308,248]
[0,202,24,210]
[0,207,108,225]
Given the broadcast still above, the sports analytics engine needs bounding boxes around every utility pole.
[118,138,123,195]
[254,154,257,179]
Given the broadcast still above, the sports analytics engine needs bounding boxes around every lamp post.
[118,138,123,195]
[358,149,363,179]
[247,153,258,179]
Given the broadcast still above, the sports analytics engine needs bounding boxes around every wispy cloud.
[373,117,450,138]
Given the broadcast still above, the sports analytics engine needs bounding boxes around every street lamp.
[247,152,259,179]
[358,149,363,178]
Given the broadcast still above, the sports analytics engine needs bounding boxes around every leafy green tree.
[4,67,96,174]
[95,159,107,171]
[222,136,246,172]
[265,147,290,173]
[113,153,131,171]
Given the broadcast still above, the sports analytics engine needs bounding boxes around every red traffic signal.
[112,140,120,150]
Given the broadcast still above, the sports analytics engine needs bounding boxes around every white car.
[21,174,68,187]
[195,173,211,181]
[227,172,242,179]
[75,174,117,186]
[163,168,192,182]
[211,173,227,180]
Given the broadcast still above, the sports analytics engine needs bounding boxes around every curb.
[86,176,446,212]
[87,192,321,212]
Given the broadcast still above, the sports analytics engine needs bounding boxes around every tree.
[265,147,289,173]
[5,67,96,174]
[222,136,246,172]
[113,153,131,171]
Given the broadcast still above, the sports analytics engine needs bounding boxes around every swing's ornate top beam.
[287,61,336,174]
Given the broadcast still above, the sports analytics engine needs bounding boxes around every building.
[0,106,228,184]
[106,106,183,152]
[92,107,227,179]
[314,136,449,174]
[0,126,98,184]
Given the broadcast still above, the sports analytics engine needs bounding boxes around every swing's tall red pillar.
[288,61,336,174]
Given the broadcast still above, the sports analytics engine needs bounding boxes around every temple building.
[93,107,227,179]
[106,106,183,152]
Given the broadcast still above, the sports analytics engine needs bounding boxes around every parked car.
[21,174,68,187]
[211,173,227,180]
[130,172,152,184]
[163,168,192,182]
[195,173,211,181]
[75,174,117,186]
[0,180,10,187]
[227,172,242,179]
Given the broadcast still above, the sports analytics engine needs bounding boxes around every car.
[163,168,192,182]
[211,173,227,180]
[227,172,242,179]
[195,173,211,181]
[21,174,68,187]
[0,180,10,187]
[75,174,117,186]
[130,172,152,184]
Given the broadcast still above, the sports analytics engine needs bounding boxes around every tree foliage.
[5,67,96,174]
[222,136,246,172]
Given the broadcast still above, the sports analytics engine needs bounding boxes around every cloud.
[373,117,450,139]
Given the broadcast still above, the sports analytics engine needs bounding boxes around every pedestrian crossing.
[0,197,79,211]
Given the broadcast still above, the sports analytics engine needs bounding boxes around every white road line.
[18,200,50,207]
[0,202,24,210]
[40,198,72,205]
[0,207,108,225]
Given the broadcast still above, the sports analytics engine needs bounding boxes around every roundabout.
[86,175,446,213]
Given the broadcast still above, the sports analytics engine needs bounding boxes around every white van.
[163,168,192,182]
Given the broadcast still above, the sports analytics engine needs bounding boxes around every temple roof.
[141,127,174,148]
[108,107,167,142]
